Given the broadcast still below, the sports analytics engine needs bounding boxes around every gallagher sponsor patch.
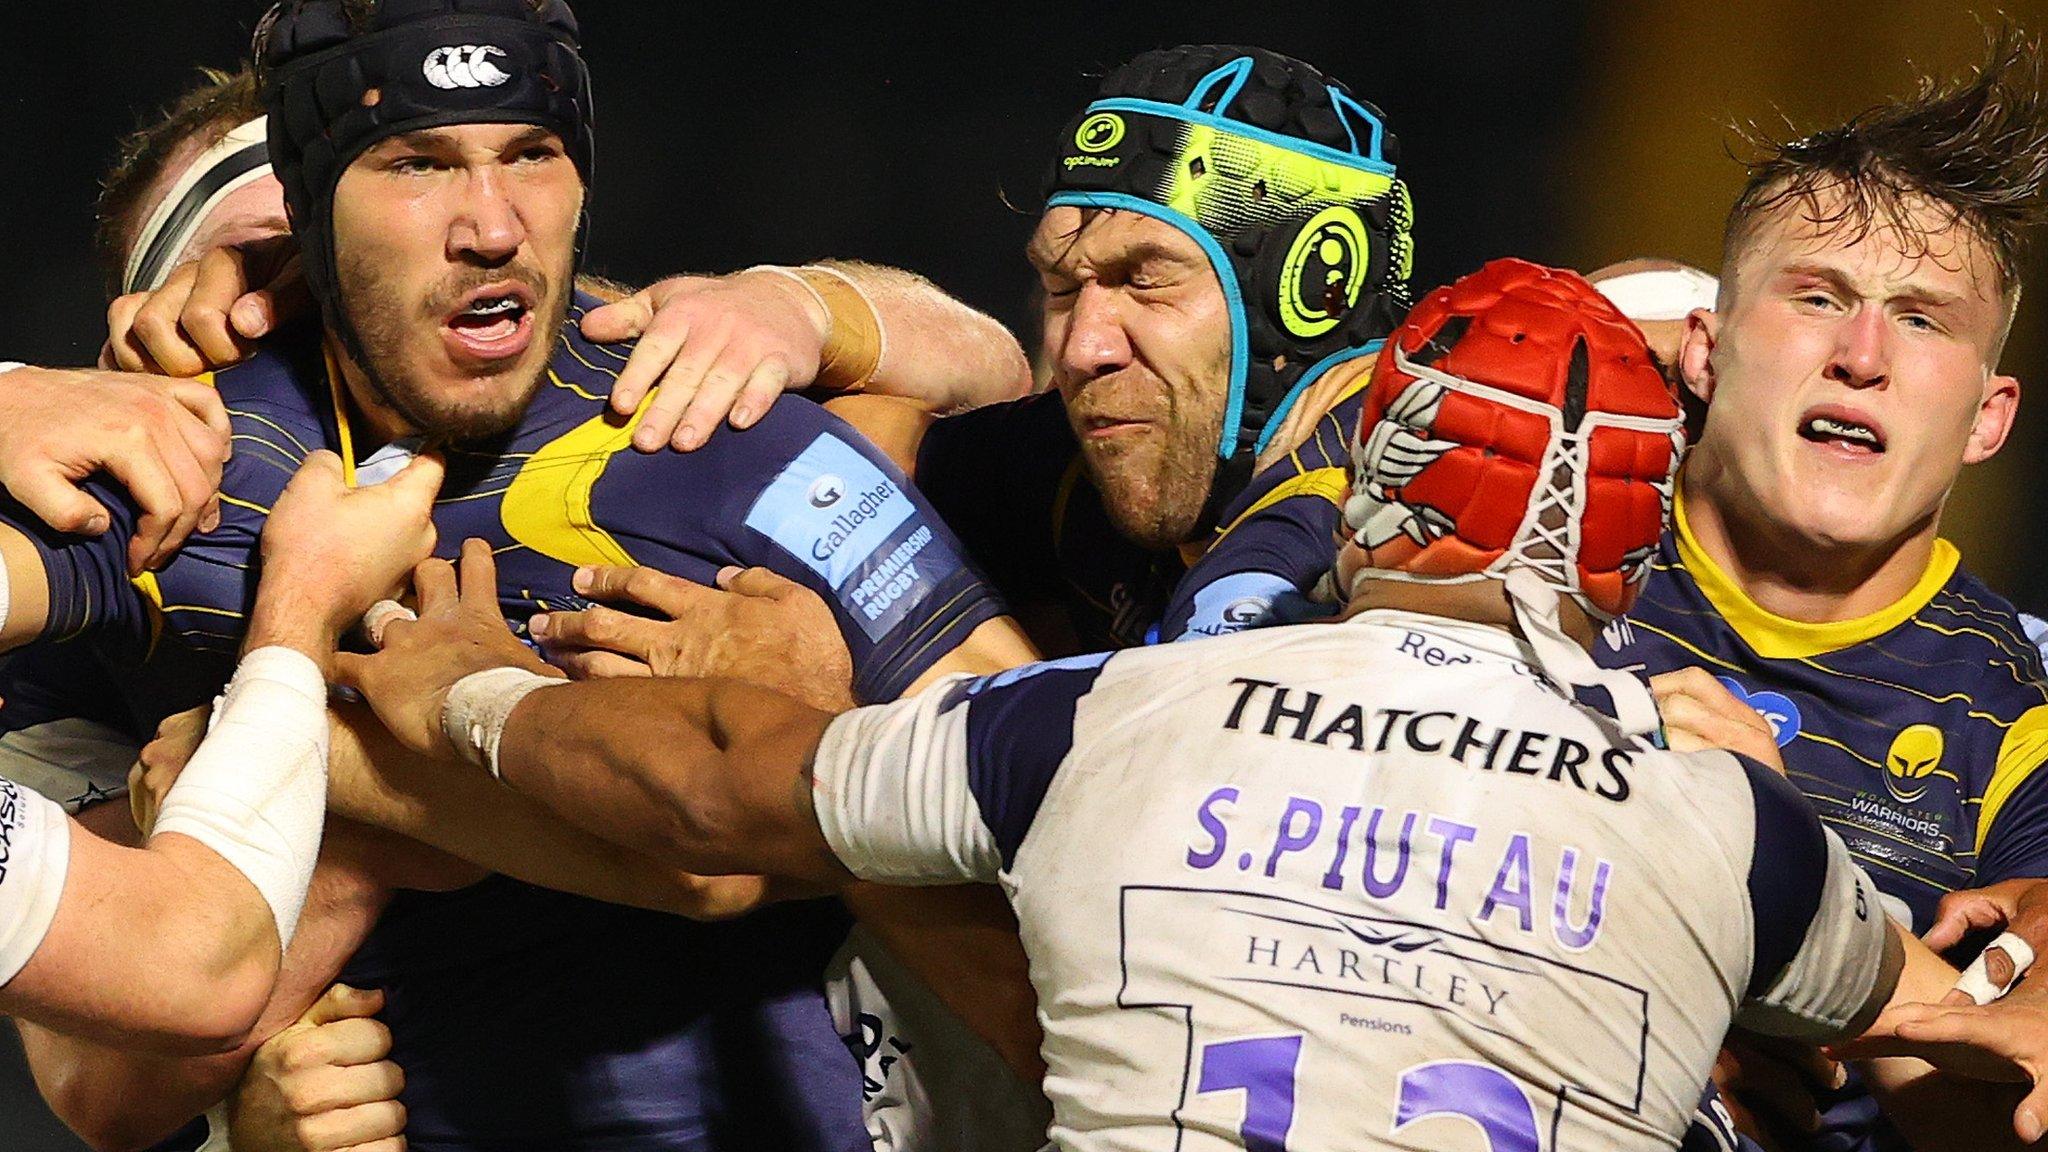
[746,433,953,641]
[1179,571,1298,640]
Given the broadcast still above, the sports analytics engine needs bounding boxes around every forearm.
[817,260,1031,411]
[1860,923,2034,1151]
[10,835,278,1051]
[0,523,51,650]
[328,703,778,918]
[17,849,383,1151]
[495,677,842,882]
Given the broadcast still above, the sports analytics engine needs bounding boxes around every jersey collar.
[1671,481,1959,659]
[1344,608,1540,669]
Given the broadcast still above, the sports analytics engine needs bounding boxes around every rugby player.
[0,2,1038,1150]
[331,259,2007,1152]
[119,44,1390,658]
[1592,28,2048,1151]
[90,43,1417,1148]
[92,68,1030,436]
[0,445,436,1050]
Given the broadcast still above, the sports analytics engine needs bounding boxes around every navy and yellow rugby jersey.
[915,353,1369,652]
[1153,377,1362,643]
[1597,487,2048,932]
[0,293,1008,1152]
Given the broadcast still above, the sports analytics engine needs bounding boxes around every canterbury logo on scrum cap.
[424,45,513,89]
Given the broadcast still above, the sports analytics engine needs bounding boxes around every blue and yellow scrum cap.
[1045,46,1414,514]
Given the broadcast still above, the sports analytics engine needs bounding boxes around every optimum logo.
[1074,112,1125,153]
[807,474,846,509]
[424,45,512,89]
[1277,205,1370,339]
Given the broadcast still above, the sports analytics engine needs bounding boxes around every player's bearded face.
[1032,208,1231,550]
[330,124,582,441]
[1686,190,2019,555]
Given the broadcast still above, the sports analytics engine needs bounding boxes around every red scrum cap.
[1343,258,1684,620]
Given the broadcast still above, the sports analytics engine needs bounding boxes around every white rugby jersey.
[0,773,72,986]
[813,609,1889,1152]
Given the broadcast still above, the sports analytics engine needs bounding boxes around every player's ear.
[1678,307,1718,407]
[1964,373,2021,465]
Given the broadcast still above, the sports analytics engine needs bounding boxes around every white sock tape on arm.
[151,646,330,949]
[1953,931,2037,1005]
[440,667,561,779]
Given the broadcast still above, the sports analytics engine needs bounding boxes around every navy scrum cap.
[254,0,594,364]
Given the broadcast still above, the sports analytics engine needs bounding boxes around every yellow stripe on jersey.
[1980,705,2048,853]
[1212,467,1349,547]
[1672,481,1959,659]
[500,409,645,570]
[130,570,164,612]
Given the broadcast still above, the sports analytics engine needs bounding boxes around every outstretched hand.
[529,563,857,713]
[104,235,308,377]
[579,271,829,452]
[1832,987,2048,1143]
[335,539,561,761]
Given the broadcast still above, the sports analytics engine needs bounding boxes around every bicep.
[709,681,847,882]
[723,414,1009,702]
[0,480,147,650]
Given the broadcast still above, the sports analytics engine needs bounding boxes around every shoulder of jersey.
[1925,566,2048,691]
[212,323,320,401]
[210,324,334,446]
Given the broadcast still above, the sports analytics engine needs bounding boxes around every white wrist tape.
[151,646,330,949]
[440,667,561,779]
[0,361,28,376]
[1954,930,2036,1005]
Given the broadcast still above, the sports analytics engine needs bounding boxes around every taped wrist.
[440,667,562,779]
[151,646,330,949]
[748,265,885,392]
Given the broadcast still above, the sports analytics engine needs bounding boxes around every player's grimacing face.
[1688,192,2020,552]
[1030,207,1231,550]
[331,122,581,440]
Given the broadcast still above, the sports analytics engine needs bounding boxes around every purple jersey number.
[1197,1035,1542,1151]
[1196,1035,1303,1152]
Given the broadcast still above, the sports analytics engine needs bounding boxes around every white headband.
[1594,266,1720,322]
[123,115,272,295]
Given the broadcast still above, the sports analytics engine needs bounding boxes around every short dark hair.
[1724,24,2048,296]
[95,66,263,299]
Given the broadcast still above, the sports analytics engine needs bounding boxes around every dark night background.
[2,3,2046,1149]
